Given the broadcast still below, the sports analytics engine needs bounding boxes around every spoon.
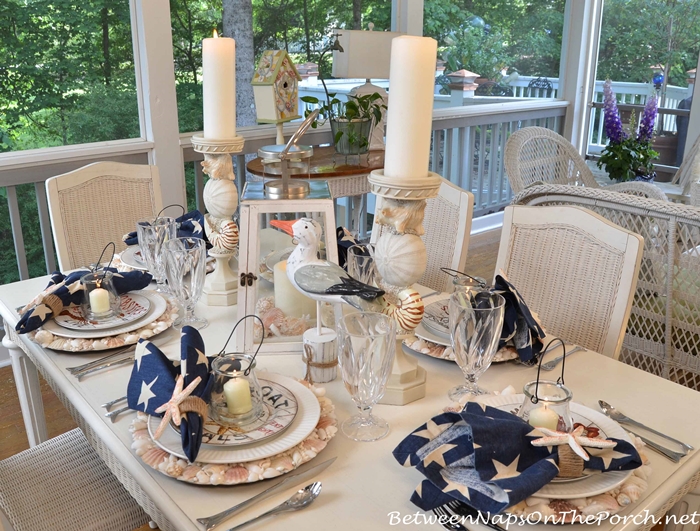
[225,482,322,531]
[598,400,693,451]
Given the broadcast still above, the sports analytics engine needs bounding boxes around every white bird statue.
[270,218,425,333]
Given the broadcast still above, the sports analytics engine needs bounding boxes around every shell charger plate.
[170,379,299,447]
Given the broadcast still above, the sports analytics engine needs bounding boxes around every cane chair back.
[46,162,163,270]
[0,428,149,531]
[495,205,643,359]
[371,178,474,293]
[513,184,700,389]
[504,127,600,193]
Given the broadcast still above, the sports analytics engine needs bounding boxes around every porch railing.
[0,99,566,281]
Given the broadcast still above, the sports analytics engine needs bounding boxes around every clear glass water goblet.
[448,291,505,400]
[136,216,176,294]
[164,237,208,330]
[346,243,378,285]
[337,311,396,442]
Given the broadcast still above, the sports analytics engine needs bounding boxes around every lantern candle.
[528,404,560,431]
[223,376,253,415]
[89,287,111,315]
[202,30,236,140]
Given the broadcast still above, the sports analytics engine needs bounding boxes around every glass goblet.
[337,311,396,442]
[346,243,377,285]
[136,216,176,294]
[164,237,208,330]
[448,291,505,400]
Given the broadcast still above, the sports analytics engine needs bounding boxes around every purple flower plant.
[637,94,658,143]
[603,79,626,144]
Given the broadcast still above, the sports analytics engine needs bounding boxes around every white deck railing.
[0,99,567,280]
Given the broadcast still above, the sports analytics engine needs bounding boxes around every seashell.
[130,420,148,432]
[633,464,652,480]
[262,467,283,478]
[139,329,155,339]
[380,289,424,331]
[292,450,303,466]
[47,338,67,349]
[141,447,169,468]
[256,297,275,314]
[181,465,201,481]
[526,497,545,507]
[203,176,238,218]
[616,476,647,506]
[375,233,427,287]
[165,457,187,477]
[581,494,620,516]
[196,470,211,484]
[269,456,294,472]
[277,316,308,336]
[261,307,285,330]
[524,503,556,518]
[34,330,53,345]
[131,438,153,454]
[223,466,248,484]
[205,215,239,252]
[549,501,580,523]
[569,498,587,509]
[316,416,335,430]
[205,464,228,485]
[376,199,426,235]
[303,437,327,453]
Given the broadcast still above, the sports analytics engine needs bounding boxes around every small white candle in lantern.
[89,287,111,315]
[223,376,253,415]
[528,404,560,431]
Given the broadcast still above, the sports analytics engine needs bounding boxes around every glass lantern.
[80,271,121,320]
[518,380,574,432]
[208,353,264,428]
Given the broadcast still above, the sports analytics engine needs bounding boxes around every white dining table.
[2,276,700,531]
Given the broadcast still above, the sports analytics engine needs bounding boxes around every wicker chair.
[513,184,700,388]
[504,127,668,201]
[656,134,700,203]
[495,205,643,359]
[371,178,474,293]
[46,162,163,271]
[0,428,150,531]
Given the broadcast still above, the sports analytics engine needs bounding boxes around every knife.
[197,456,337,531]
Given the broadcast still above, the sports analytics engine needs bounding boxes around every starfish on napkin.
[530,425,617,461]
[153,374,202,439]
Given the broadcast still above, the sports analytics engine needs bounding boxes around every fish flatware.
[74,355,135,380]
[105,406,130,423]
[598,400,693,451]
[101,395,127,411]
[634,434,685,462]
[433,506,466,531]
[67,346,135,374]
[198,457,336,531]
[225,482,321,531]
[540,346,584,371]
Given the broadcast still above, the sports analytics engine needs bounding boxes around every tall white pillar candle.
[202,31,236,140]
[384,36,438,180]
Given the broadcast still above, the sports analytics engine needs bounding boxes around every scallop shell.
[581,494,620,516]
[374,233,427,287]
[223,466,248,484]
[203,177,238,218]
[180,465,201,481]
[141,447,169,468]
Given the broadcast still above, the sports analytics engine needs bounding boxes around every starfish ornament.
[153,374,202,439]
[530,426,616,461]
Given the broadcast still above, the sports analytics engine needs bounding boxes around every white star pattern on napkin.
[134,342,152,371]
[491,456,521,480]
[138,376,158,410]
[413,420,452,441]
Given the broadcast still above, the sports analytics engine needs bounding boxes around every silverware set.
[598,400,692,462]
[66,346,136,380]
[433,500,501,531]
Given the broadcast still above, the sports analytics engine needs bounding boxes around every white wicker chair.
[656,134,700,203]
[504,126,668,201]
[46,162,163,271]
[371,178,474,293]
[495,205,643,359]
[0,428,150,531]
[513,184,700,388]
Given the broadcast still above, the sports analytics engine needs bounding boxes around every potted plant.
[598,79,659,182]
[301,92,386,156]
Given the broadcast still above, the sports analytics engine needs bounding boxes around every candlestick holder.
[192,134,245,306]
[368,169,441,405]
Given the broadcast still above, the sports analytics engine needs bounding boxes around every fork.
[444,501,503,531]
[433,506,466,531]
[66,346,135,374]
[101,395,127,411]
[73,355,135,380]
[541,346,584,371]
[105,406,131,422]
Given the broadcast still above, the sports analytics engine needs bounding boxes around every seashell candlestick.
[192,134,245,306]
[368,169,441,405]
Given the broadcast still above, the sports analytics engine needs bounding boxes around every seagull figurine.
[269,218,384,306]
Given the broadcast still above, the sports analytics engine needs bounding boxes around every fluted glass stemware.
[164,237,208,330]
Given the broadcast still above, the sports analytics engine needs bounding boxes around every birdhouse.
[252,50,302,124]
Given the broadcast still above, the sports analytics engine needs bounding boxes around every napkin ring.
[557,445,584,478]
[179,396,208,419]
[42,294,65,317]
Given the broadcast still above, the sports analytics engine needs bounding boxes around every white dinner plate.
[54,293,150,330]
[422,298,451,337]
[120,246,149,271]
[414,322,451,347]
[148,373,321,463]
[43,291,167,339]
[476,394,633,499]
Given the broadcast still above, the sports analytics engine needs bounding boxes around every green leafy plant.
[441,25,512,82]
[301,92,386,149]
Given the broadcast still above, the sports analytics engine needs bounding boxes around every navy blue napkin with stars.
[16,267,152,334]
[127,326,211,462]
[122,210,207,247]
[393,402,642,514]
[336,227,361,270]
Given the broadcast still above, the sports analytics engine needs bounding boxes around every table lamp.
[332,26,402,150]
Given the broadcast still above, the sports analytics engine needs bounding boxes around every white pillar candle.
[89,287,111,314]
[202,31,236,140]
[528,405,560,431]
[223,377,252,415]
[384,36,438,180]
[273,260,317,320]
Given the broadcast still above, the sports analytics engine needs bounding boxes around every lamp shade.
[332,30,402,79]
